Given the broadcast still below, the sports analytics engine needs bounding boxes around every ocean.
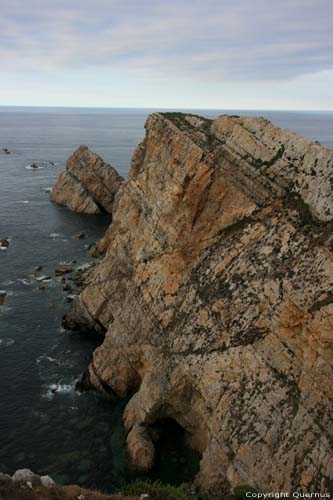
[0,107,332,491]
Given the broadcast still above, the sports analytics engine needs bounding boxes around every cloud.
[0,0,332,83]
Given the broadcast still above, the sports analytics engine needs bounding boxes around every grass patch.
[161,113,213,136]
[119,480,211,500]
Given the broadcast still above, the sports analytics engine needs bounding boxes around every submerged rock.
[0,291,6,305]
[55,266,73,276]
[0,239,9,249]
[51,145,124,214]
[62,282,72,292]
[63,113,333,496]
[73,232,86,239]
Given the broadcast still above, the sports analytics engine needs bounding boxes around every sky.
[0,0,332,110]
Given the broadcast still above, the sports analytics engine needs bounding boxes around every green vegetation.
[253,144,285,169]
[161,112,213,135]
[120,480,257,500]
[285,191,319,226]
[309,294,333,313]
[227,485,257,500]
[119,480,211,500]
[221,216,254,237]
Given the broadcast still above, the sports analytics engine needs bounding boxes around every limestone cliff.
[64,113,333,496]
[51,145,123,214]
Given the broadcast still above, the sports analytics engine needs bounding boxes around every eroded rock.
[51,145,123,214]
[64,113,333,496]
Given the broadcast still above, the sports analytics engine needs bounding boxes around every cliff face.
[64,113,333,495]
[51,145,123,214]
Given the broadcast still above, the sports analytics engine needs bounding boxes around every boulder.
[40,475,55,488]
[12,469,37,483]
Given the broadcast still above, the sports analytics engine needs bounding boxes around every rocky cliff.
[63,113,333,496]
[51,145,123,214]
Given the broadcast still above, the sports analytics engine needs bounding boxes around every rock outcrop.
[0,468,139,500]
[51,145,123,214]
[64,113,333,496]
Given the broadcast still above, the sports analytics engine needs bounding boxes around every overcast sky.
[1,0,332,109]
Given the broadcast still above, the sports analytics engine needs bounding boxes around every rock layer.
[64,113,333,496]
[51,145,123,214]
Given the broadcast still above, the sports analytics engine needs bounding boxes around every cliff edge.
[63,113,333,496]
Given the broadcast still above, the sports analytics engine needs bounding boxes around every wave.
[0,338,15,349]
[43,381,77,399]
[25,164,45,170]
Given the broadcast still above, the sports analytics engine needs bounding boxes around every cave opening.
[149,417,201,486]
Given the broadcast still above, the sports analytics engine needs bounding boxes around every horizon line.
[0,104,332,113]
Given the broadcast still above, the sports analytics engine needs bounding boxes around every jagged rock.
[51,145,123,214]
[64,113,333,496]
[12,469,37,483]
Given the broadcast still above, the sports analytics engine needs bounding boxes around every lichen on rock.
[61,112,333,496]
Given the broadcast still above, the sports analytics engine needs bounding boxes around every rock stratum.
[62,113,333,496]
[51,145,123,214]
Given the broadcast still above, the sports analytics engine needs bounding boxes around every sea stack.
[51,145,123,214]
[62,113,333,496]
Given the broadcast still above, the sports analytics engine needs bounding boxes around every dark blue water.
[0,107,332,491]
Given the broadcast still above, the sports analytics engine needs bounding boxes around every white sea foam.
[36,275,52,282]
[17,278,32,286]
[0,338,15,348]
[25,164,44,170]
[43,381,76,399]
[36,355,59,365]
